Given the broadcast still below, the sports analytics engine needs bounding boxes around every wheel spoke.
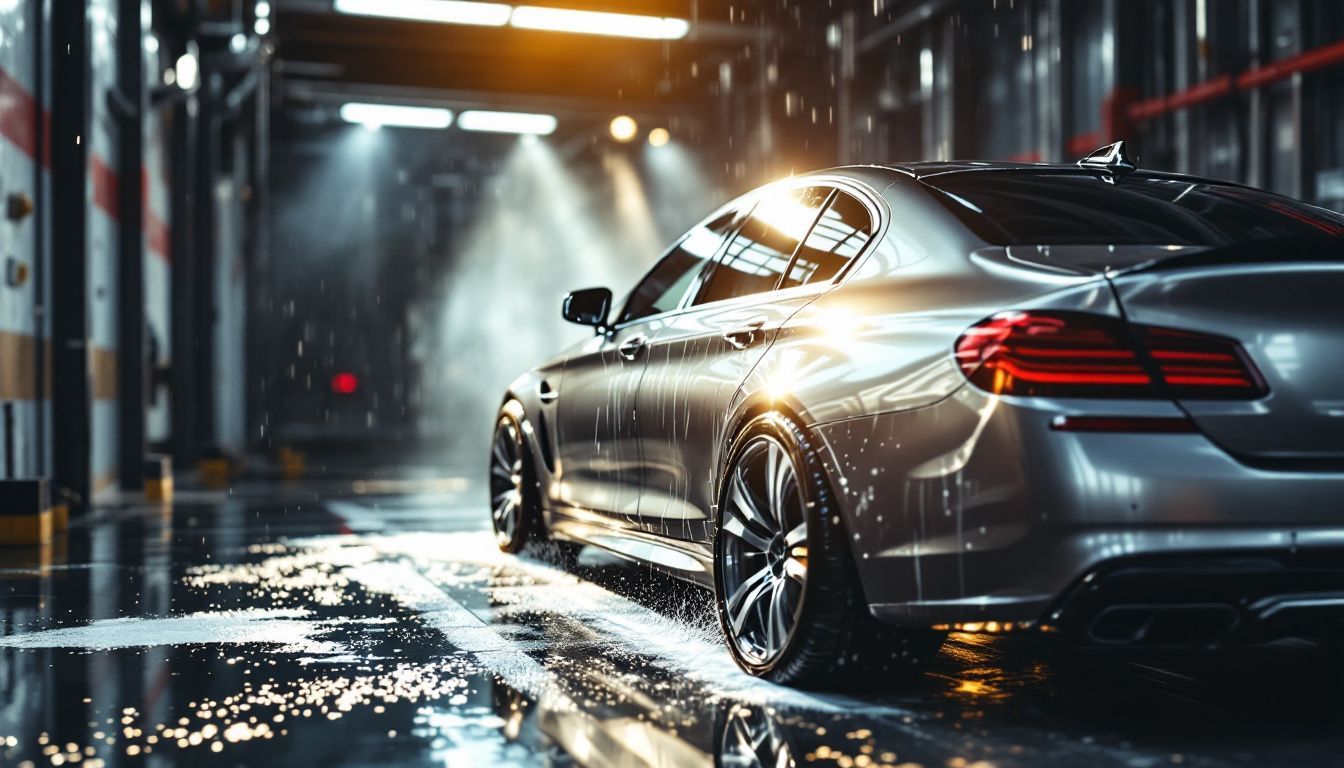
[765,581,790,654]
[729,469,775,534]
[493,492,514,520]
[764,443,781,521]
[492,434,512,471]
[783,522,806,547]
[723,510,773,553]
[765,442,797,530]
[782,557,807,583]
[727,567,773,635]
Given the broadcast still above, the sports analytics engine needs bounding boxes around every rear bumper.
[866,532,1344,635]
[810,387,1344,628]
[1043,550,1344,646]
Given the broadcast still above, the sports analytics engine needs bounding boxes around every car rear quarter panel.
[736,234,1134,612]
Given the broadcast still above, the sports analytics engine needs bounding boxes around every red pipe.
[1237,38,1344,90]
[1128,38,1344,124]
[1129,74,1233,121]
[1065,131,1102,156]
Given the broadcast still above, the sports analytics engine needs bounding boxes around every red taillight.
[955,311,1266,399]
[1138,327,1265,396]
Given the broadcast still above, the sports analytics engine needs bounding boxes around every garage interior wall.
[0,0,259,510]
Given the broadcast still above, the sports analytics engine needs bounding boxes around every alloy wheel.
[718,435,809,666]
[490,419,525,547]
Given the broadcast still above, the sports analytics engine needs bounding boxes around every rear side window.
[927,171,1344,246]
[783,192,874,288]
[693,186,831,306]
[620,212,737,324]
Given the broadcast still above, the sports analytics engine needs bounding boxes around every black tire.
[489,409,540,553]
[712,412,946,689]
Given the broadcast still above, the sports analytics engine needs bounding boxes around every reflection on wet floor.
[1,480,1342,767]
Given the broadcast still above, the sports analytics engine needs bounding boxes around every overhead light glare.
[174,51,199,90]
[333,0,511,27]
[255,0,271,18]
[254,17,271,35]
[457,110,557,135]
[510,6,689,39]
[647,127,670,147]
[340,102,454,130]
[609,115,638,142]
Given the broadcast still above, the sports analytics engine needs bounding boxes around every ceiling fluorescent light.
[340,103,455,129]
[457,110,558,135]
[333,0,511,27]
[510,6,690,39]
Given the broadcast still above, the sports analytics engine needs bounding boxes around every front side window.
[693,186,831,306]
[783,192,875,288]
[619,211,737,324]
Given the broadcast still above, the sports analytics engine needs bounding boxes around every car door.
[551,210,740,521]
[632,184,851,541]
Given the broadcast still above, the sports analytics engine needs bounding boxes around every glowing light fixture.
[333,0,511,27]
[458,110,557,135]
[609,115,638,142]
[340,102,454,130]
[511,6,689,39]
[174,51,199,90]
[647,127,670,147]
[254,17,271,35]
[255,0,271,17]
[332,0,690,39]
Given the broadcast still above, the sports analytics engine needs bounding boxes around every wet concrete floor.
[1,471,1343,767]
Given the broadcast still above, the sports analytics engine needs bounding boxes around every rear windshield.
[926,171,1344,246]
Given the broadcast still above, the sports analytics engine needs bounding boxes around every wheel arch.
[715,395,812,510]
[497,390,556,517]
[714,395,877,604]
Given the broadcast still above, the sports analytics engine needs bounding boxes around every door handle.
[538,380,559,403]
[722,319,767,350]
[618,335,647,361]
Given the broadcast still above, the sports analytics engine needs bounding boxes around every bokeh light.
[609,115,638,143]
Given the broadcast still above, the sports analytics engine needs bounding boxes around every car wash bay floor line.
[0,474,1342,767]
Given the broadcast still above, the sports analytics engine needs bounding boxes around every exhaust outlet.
[1086,603,1240,646]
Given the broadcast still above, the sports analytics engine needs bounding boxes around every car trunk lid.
[1109,246,1344,464]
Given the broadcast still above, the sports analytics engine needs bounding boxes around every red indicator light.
[331,372,359,395]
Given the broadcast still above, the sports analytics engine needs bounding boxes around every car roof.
[841,160,1253,190]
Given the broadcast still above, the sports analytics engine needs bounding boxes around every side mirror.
[561,287,612,329]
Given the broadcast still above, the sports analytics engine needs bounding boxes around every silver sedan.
[488,143,1344,688]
